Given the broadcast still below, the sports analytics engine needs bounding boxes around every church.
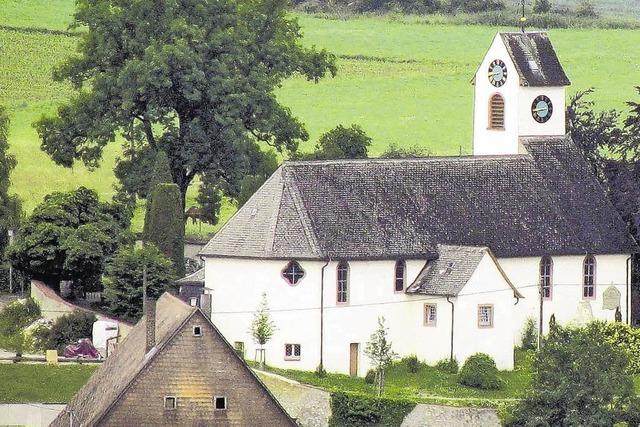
[197,31,637,374]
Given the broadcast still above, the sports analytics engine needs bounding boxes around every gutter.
[446,296,455,362]
[319,258,331,372]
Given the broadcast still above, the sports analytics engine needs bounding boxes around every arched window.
[282,260,305,285]
[540,256,553,300]
[394,260,406,292]
[337,261,349,304]
[583,255,596,299]
[489,94,505,130]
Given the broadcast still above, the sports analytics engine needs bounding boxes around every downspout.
[627,256,632,325]
[446,296,455,362]
[320,258,331,371]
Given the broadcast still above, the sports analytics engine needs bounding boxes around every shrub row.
[329,392,416,426]
[594,321,640,374]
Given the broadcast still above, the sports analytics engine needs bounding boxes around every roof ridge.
[283,154,532,167]
[285,177,322,256]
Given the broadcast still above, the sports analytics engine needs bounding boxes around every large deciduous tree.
[7,187,131,293]
[35,0,336,210]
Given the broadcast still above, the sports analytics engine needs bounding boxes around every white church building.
[198,31,637,375]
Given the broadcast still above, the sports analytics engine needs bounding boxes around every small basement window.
[164,396,177,410]
[193,325,202,336]
[285,343,301,361]
[214,396,227,411]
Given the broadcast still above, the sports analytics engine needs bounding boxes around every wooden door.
[349,343,359,377]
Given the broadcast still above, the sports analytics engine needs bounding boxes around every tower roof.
[500,32,571,87]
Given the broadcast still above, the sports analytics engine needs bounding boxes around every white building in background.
[197,31,636,375]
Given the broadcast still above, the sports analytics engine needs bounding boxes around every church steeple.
[472,31,571,156]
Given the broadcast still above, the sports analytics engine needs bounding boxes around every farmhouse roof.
[176,267,205,285]
[50,292,294,426]
[501,32,571,87]
[200,136,636,260]
[406,245,522,297]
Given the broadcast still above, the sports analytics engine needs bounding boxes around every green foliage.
[458,353,502,390]
[7,187,131,292]
[577,0,599,17]
[505,322,638,426]
[142,151,174,237]
[103,244,177,321]
[591,321,640,374]
[311,124,372,160]
[0,298,41,356]
[34,0,336,209]
[196,177,223,225]
[365,369,376,384]
[143,183,185,277]
[250,293,276,347]
[114,145,157,199]
[0,105,23,258]
[329,392,415,426]
[380,143,430,159]
[401,355,420,373]
[533,0,553,13]
[448,0,506,13]
[44,310,97,354]
[315,364,327,378]
[435,357,459,374]
[519,317,538,351]
[365,317,398,396]
[236,175,267,208]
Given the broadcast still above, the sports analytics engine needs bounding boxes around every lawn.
[0,363,97,403]
[1,3,640,238]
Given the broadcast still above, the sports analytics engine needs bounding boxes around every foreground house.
[51,293,295,426]
[198,31,636,374]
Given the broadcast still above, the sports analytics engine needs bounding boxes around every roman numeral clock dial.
[531,95,553,123]
[488,59,507,87]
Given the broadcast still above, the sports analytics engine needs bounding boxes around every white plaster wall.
[205,255,518,375]
[518,86,566,137]
[499,254,630,340]
[456,254,516,370]
[473,33,521,156]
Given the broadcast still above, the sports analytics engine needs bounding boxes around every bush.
[0,298,41,356]
[520,317,538,351]
[435,357,459,374]
[315,364,327,378]
[45,311,97,353]
[329,392,415,426]
[576,0,597,18]
[594,321,640,374]
[533,0,552,14]
[402,354,420,373]
[143,183,185,277]
[458,353,502,390]
[364,369,376,384]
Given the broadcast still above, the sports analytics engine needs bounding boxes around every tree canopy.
[36,0,336,209]
[7,187,131,292]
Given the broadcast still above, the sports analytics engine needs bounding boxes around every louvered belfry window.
[489,94,505,130]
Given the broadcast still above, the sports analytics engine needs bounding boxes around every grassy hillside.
[1,2,639,238]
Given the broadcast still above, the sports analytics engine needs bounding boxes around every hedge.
[595,321,640,374]
[329,392,415,426]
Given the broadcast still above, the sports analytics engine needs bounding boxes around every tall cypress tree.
[143,151,174,238]
[144,183,185,277]
[0,107,22,257]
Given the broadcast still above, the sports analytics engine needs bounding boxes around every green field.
[1,1,640,237]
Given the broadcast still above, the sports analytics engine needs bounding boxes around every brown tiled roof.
[501,32,571,87]
[406,245,522,297]
[50,293,295,426]
[200,136,636,260]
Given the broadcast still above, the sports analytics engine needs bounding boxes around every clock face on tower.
[488,59,507,87]
[531,95,553,123]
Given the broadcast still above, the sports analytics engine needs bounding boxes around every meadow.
[1,1,639,237]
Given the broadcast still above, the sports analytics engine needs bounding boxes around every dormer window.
[282,261,305,285]
[489,94,505,130]
[394,260,406,292]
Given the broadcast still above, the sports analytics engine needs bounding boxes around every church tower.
[472,32,571,156]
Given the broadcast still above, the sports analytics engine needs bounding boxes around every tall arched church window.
[540,256,553,300]
[489,94,505,130]
[583,255,596,299]
[394,260,406,292]
[337,261,349,304]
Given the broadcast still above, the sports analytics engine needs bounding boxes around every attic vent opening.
[164,396,177,410]
[214,396,227,411]
[488,94,505,130]
[440,261,455,276]
[193,325,202,336]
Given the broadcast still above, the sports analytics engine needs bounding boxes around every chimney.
[199,294,212,320]
[144,297,157,353]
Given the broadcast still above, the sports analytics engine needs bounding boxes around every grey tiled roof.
[406,245,521,297]
[176,268,205,285]
[406,245,486,296]
[200,136,636,260]
[501,32,571,87]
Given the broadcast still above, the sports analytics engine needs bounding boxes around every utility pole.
[538,278,543,350]
[7,229,13,295]
[520,0,527,33]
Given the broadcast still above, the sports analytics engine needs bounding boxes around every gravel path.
[255,370,331,427]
